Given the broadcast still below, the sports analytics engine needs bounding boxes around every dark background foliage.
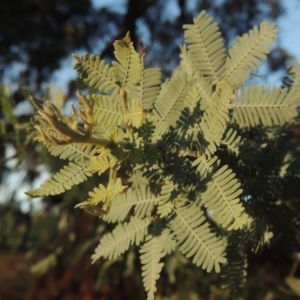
[1,0,300,299]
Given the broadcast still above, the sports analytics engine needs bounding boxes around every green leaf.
[221,128,242,155]
[224,21,278,87]
[47,144,96,162]
[87,94,124,135]
[126,98,145,128]
[172,201,227,273]
[86,148,117,175]
[140,68,161,110]
[157,181,177,218]
[140,232,167,300]
[30,249,62,275]
[192,155,218,179]
[154,72,193,136]
[26,161,92,198]
[183,10,226,85]
[92,216,150,262]
[201,164,248,230]
[232,85,298,127]
[112,33,142,93]
[73,53,117,94]
[83,178,126,206]
[200,81,233,157]
[104,186,158,223]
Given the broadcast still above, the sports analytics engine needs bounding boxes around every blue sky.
[277,0,300,60]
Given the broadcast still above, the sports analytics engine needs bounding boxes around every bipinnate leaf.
[157,181,177,218]
[231,85,298,127]
[126,98,145,128]
[134,187,158,219]
[172,201,227,273]
[104,186,158,223]
[26,161,92,198]
[92,216,150,262]
[202,164,248,230]
[200,81,234,157]
[103,188,136,223]
[192,155,218,179]
[179,44,194,77]
[225,20,278,87]
[154,72,193,136]
[221,128,242,155]
[140,233,167,300]
[140,68,161,110]
[87,94,124,135]
[183,10,226,85]
[193,71,214,110]
[83,178,126,206]
[47,143,96,162]
[179,46,213,110]
[72,53,116,93]
[25,10,300,299]
[86,148,117,175]
[112,32,142,93]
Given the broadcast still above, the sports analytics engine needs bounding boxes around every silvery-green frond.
[129,166,150,189]
[92,216,150,262]
[134,187,159,219]
[200,81,233,157]
[104,186,158,223]
[140,233,167,300]
[171,201,227,273]
[72,53,116,94]
[26,161,92,198]
[162,228,177,255]
[87,94,124,135]
[82,178,125,206]
[224,21,278,87]
[232,85,298,127]
[183,85,200,111]
[126,98,145,128]
[221,128,242,155]
[139,68,161,110]
[112,33,142,94]
[201,164,248,230]
[86,148,117,175]
[179,46,213,111]
[157,181,177,218]
[179,44,194,77]
[103,188,135,223]
[154,72,193,130]
[192,154,218,179]
[183,10,226,85]
[194,71,214,111]
[47,144,97,162]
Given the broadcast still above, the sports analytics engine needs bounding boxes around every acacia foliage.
[26,11,300,299]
